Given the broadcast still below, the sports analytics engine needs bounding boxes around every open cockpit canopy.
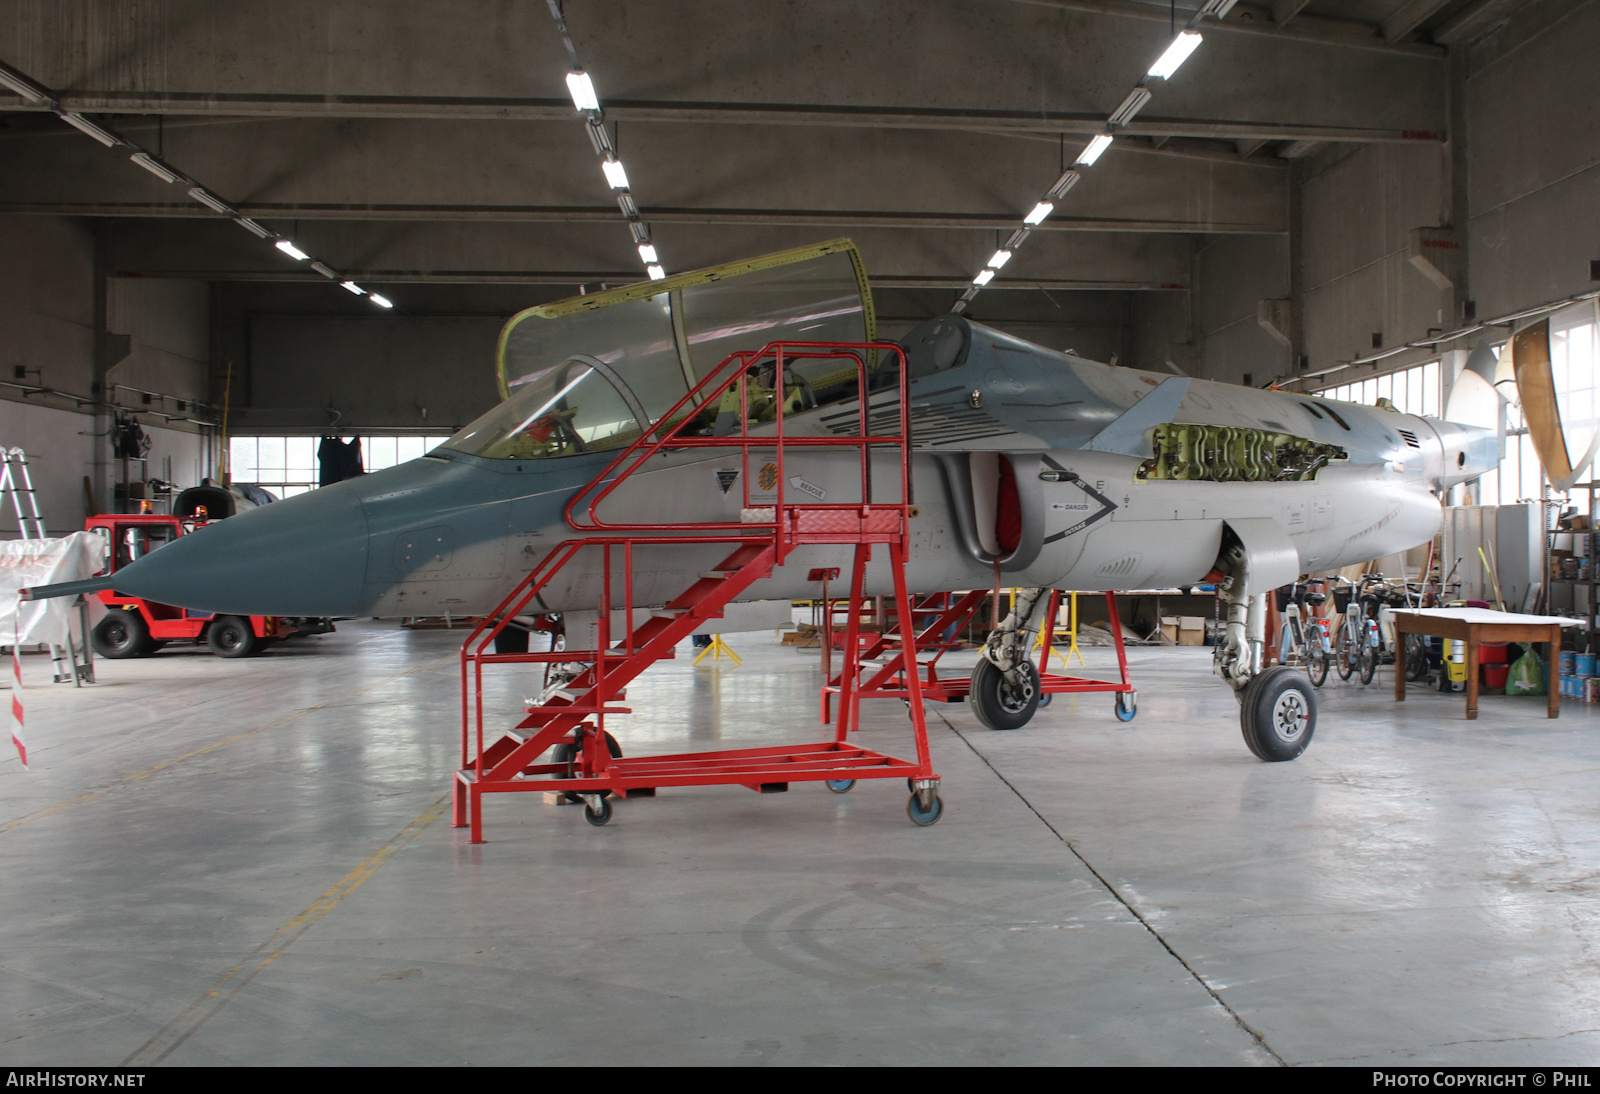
[442,240,874,461]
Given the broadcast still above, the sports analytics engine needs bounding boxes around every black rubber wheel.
[969,660,1040,731]
[583,798,613,826]
[92,611,152,659]
[554,730,622,802]
[825,779,855,794]
[1336,624,1357,681]
[1240,666,1316,762]
[493,626,530,655]
[206,616,257,658]
[906,793,944,826]
[1307,643,1330,688]
[1405,634,1431,682]
[1357,629,1378,685]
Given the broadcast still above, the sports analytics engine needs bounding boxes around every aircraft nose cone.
[109,484,371,616]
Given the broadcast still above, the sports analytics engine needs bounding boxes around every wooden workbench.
[1390,608,1580,720]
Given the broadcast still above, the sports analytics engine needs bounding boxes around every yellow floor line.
[1,652,456,835]
[122,793,449,1065]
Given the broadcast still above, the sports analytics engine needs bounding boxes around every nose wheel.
[1240,667,1316,761]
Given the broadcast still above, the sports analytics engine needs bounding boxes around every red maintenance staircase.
[824,589,1137,724]
[454,341,942,842]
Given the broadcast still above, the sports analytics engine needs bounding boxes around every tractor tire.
[92,611,154,659]
[207,616,258,658]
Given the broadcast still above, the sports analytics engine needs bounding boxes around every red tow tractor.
[87,505,334,660]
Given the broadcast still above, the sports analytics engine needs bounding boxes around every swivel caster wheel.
[826,779,856,794]
[583,797,613,826]
[1114,692,1137,722]
[907,793,944,827]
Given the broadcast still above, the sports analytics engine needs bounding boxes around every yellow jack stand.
[692,634,742,665]
[1034,590,1086,667]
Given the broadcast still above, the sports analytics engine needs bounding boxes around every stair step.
[698,570,735,580]
[651,608,687,619]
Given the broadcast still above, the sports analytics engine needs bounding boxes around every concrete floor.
[4,621,1600,1067]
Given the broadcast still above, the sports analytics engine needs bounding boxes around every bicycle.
[1276,578,1332,687]
[1336,575,1389,685]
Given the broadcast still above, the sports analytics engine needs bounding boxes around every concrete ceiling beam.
[1382,0,1457,42]
[1431,0,1537,43]
[0,201,1285,235]
[0,93,1446,145]
[1269,0,1313,28]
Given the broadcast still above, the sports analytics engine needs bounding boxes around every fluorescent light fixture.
[602,157,629,189]
[647,264,665,281]
[339,281,365,295]
[368,293,394,309]
[129,151,177,183]
[617,193,638,218]
[1200,0,1237,16]
[310,262,338,279]
[235,217,271,239]
[566,70,598,111]
[0,69,45,102]
[274,239,310,261]
[585,118,614,155]
[1149,30,1203,80]
[973,268,995,286]
[987,249,1012,270]
[1047,170,1081,199]
[638,243,659,264]
[1076,133,1114,166]
[187,187,232,214]
[1023,201,1054,226]
[1109,86,1153,126]
[1004,228,1031,249]
[630,221,650,244]
[61,113,117,147]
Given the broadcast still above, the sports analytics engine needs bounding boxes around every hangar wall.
[0,213,215,535]
[1464,0,1600,321]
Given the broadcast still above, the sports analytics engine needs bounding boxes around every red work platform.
[823,588,1137,723]
[453,340,942,842]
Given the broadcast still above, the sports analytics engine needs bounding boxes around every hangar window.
[229,434,454,497]
[1318,361,1440,418]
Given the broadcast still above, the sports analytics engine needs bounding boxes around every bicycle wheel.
[1357,623,1378,684]
[1336,620,1356,680]
[1307,638,1330,687]
[1404,633,1430,682]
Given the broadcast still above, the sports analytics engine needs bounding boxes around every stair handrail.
[563,340,912,536]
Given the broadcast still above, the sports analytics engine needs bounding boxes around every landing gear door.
[1222,517,1300,597]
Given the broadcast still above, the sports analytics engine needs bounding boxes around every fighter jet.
[29,240,1497,759]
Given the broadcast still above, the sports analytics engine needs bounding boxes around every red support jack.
[453,340,944,842]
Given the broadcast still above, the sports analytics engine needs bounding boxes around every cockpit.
[438,241,888,461]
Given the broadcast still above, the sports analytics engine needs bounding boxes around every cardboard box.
[1159,616,1179,643]
[1177,616,1206,646]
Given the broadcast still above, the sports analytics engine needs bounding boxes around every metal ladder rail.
[0,447,90,685]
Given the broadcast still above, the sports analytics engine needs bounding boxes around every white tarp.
[0,533,106,646]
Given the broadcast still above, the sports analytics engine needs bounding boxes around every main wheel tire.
[1307,643,1330,688]
[1240,666,1316,762]
[969,660,1041,731]
[92,611,152,659]
[493,626,530,655]
[206,616,257,658]
[1357,629,1378,685]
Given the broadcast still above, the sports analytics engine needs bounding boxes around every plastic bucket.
[1481,642,1509,666]
[1483,663,1510,689]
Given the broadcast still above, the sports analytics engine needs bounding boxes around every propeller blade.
[1512,318,1577,487]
